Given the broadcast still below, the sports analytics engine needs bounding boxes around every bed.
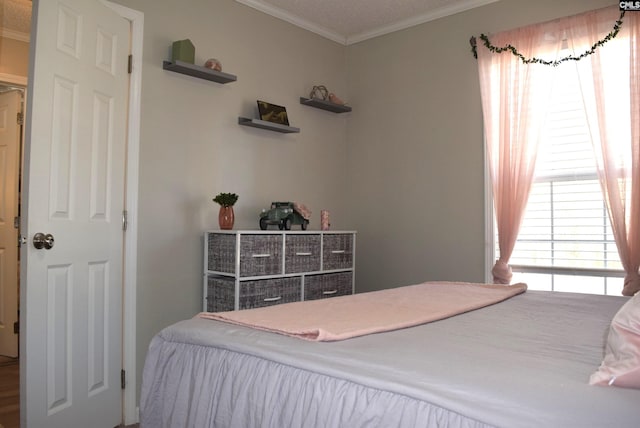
[140,286,640,427]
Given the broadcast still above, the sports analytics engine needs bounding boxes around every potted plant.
[213,192,238,230]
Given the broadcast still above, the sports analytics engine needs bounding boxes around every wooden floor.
[0,358,139,428]
[0,357,19,428]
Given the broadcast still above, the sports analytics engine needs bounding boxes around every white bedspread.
[141,290,640,428]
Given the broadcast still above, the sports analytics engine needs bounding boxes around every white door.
[0,90,21,358]
[22,0,129,426]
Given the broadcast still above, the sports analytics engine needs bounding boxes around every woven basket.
[207,275,301,311]
[207,233,236,273]
[239,234,283,277]
[207,276,236,312]
[239,277,300,309]
[285,234,321,273]
[208,233,284,277]
[322,234,354,270]
[304,272,352,301]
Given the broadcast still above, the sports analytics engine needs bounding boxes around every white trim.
[1,27,30,43]
[509,265,626,278]
[234,0,499,45]
[103,1,143,425]
[234,0,346,44]
[483,132,494,284]
[346,0,499,45]
[0,73,27,86]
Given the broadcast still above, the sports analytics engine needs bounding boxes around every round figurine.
[328,93,345,105]
[310,85,329,101]
[204,58,222,72]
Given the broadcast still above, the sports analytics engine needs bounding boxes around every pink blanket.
[199,281,527,341]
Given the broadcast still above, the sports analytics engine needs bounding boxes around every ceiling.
[235,0,499,45]
[0,0,498,45]
[0,0,31,41]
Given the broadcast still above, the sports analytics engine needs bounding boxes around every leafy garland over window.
[470,11,625,66]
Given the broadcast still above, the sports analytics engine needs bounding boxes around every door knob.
[33,232,55,250]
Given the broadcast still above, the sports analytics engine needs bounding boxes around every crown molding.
[235,0,498,46]
[1,27,30,43]
[346,0,499,45]
[234,0,347,45]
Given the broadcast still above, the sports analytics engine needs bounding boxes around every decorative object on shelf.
[294,202,312,220]
[171,39,195,64]
[213,192,239,207]
[213,192,238,230]
[321,210,330,231]
[309,85,347,106]
[310,85,329,100]
[219,206,235,230]
[239,101,298,133]
[204,58,222,72]
[328,93,345,105]
[259,201,310,230]
[257,100,290,126]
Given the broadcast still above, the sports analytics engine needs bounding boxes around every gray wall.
[115,0,349,401]
[115,0,614,408]
[345,0,613,293]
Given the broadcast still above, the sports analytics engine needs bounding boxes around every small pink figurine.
[328,93,345,105]
[321,210,330,230]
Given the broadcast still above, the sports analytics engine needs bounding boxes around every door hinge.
[121,369,126,389]
[14,321,19,334]
[14,216,19,229]
[16,111,23,125]
[127,54,133,74]
[122,210,128,231]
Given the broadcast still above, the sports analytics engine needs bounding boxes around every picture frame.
[257,100,290,126]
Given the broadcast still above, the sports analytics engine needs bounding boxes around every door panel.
[0,90,21,358]
[23,0,129,426]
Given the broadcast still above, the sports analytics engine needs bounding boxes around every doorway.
[0,84,23,357]
[0,84,23,428]
[0,0,30,425]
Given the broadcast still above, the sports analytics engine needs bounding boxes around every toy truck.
[259,202,310,230]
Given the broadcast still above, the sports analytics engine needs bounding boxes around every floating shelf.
[300,97,352,113]
[162,60,237,84]
[238,117,300,133]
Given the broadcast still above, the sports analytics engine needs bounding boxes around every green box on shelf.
[171,39,195,64]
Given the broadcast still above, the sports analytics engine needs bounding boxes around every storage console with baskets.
[203,230,356,311]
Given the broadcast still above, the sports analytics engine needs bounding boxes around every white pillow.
[590,293,640,389]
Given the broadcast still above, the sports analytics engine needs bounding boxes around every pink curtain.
[571,9,640,296]
[477,6,639,291]
[476,24,558,284]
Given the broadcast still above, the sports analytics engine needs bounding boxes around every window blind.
[497,61,624,295]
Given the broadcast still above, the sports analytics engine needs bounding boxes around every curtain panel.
[477,6,640,295]
[476,19,558,284]
[571,9,640,296]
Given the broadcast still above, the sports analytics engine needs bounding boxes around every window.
[494,55,625,295]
